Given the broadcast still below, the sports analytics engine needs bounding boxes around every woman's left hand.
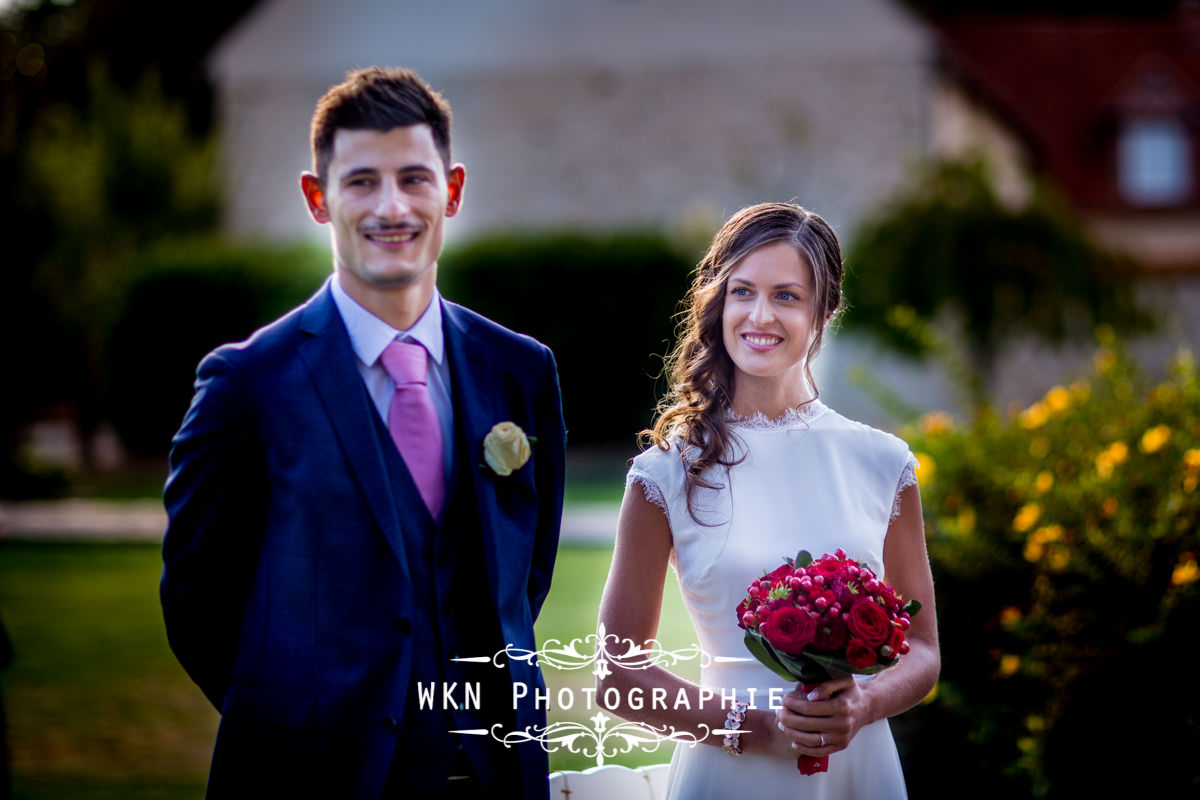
[775,676,870,756]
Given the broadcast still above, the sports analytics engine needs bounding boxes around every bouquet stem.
[797,683,829,775]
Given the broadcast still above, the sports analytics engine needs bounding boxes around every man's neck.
[335,270,436,332]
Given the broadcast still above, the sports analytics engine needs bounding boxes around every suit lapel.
[297,282,416,573]
[442,301,505,599]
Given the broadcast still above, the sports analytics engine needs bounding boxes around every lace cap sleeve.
[890,452,920,522]
[627,469,667,513]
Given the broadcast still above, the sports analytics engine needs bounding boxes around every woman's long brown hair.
[644,203,845,521]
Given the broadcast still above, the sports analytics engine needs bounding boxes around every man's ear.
[301,172,329,223]
[445,164,466,217]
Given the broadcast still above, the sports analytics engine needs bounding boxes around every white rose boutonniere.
[482,421,533,476]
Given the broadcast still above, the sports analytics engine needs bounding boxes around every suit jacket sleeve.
[528,345,567,623]
[160,350,267,710]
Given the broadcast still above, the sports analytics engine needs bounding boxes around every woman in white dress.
[597,203,939,798]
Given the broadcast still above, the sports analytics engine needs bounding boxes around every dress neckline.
[726,398,829,431]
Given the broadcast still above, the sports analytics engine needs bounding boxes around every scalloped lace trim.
[726,398,829,431]
[628,470,667,513]
[890,453,919,522]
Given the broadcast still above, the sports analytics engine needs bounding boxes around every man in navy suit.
[161,67,566,799]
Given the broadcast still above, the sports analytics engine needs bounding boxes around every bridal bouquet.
[736,549,921,775]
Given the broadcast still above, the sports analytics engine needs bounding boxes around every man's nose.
[374,179,410,219]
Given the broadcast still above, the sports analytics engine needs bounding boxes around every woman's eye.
[730,287,750,297]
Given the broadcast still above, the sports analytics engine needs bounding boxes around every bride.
[597,203,939,798]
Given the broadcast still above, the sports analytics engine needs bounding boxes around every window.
[1118,117,1192,206]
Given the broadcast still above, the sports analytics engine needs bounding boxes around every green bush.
[899,336,1200,796]
[439,231,693,445]
[103,239,330,455]
[844,160,1150,394]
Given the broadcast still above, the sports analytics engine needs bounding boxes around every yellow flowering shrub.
[901,345,1200,795]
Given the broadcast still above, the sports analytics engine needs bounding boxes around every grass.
[0,538,699,795]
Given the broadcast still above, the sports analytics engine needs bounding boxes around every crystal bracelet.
[722,700,750,756]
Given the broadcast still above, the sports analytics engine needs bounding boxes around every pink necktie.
[380,340,444,517]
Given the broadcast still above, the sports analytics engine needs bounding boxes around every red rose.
[887,626,907,656]
[760,607,817,654]
[847,598,892,647]
[766,562,794,581]
[813,558,845,578]
[811,617,848,653]
[797,755,828,775]
[846,638,877,670]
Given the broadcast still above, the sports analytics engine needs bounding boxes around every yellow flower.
[1013,502,1041,533]
[999,606,1022,628]
[956,507,976,535]
[1092,348,1116,373]
[1172,558,1200,587]
[914,453,935,483]
[1024,540,1043,562]
[1019,401,1050,429]
[919,411,954,436]
[1024,525,1063,563]
[1029,436,1050,458]
[999,654,1021,678]
[1095,441,1128,479]
[1033,471,1054,495]
[1047,549,1070,571]
[1183,449,1200,471]
[1070,380,1090,401]
[1139,425,1171,454]
[1033,524,1063,542]
[1044,386,1070,413]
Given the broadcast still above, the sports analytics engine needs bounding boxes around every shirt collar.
[330,274,445,368]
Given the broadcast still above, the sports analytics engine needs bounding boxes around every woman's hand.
[775,677,870,757]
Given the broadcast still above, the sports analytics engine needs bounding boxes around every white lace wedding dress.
[626,399,917,799]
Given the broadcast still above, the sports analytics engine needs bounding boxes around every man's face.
[304,124,464,304]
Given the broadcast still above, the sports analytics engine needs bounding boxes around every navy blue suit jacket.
[161,282,566,798]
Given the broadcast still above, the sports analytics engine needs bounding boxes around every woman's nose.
[749,296,774,325]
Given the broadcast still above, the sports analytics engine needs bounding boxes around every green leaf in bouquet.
[805,650,889,677]
[903,598,922,617]
[771,648,833,685]
[794,550,814,568]
[743,630,802,683]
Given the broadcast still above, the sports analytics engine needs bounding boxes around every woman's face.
[721,240,818,392]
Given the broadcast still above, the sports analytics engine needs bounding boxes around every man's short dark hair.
[310,66,453,181]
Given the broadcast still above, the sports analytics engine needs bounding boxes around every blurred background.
[1,0,1198,797]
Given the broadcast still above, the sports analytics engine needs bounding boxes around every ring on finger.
[818,734,826,748]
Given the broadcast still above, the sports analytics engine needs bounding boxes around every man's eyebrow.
[339,166,378,181]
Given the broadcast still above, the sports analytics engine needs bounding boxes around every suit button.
[382,715,399,734]
[393,618,412,635]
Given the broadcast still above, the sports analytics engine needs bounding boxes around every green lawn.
[0,539,698,796]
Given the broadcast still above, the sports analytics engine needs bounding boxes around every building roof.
[935,8,1200,211]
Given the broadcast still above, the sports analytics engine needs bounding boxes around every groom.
[161,67,566,799]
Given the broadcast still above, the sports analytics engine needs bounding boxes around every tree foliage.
[843,160,1151,389]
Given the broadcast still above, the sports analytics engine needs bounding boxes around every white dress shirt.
[330,275,455,474]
